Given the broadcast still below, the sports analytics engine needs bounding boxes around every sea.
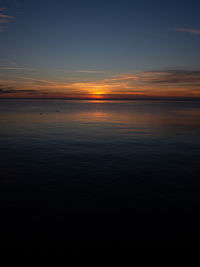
[0,99,200,249]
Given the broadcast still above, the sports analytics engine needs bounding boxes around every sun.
[92,91,105,99]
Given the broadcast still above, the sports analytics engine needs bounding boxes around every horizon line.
[1,97,200,101]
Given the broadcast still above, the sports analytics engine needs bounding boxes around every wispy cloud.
[0,7,7,12]
[0,4,15,32]
[75,70,106,74]
[20,76,57,85]
[0,13,14,21]
[0,85,37,95]
[1,69,200,99]
[1,67,33,71]
[175,28,200,35]
[108,70,200,84]
[140,70,200,84]
[0,61,33,71]
[104,74,139,82]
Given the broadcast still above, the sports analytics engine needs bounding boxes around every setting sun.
[1,0,200,251]
[91,91,105,99]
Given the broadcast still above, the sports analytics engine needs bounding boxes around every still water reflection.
[0,100,200,248]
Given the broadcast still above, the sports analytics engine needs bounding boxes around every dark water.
[1,99,200,249]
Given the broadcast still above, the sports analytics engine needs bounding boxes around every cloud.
[0,86,36,95]
[108,70,200,85]
[0,13,14,19]
[104,74,139,82]
[0,7,7,12]
[1,67,33,70]
[75,70,106,74]
[0,13,14,23]
[141,70,200,84]
[20,76,57,85]
[0,4,15,32]
[1,69,200,99]
[0,61,33,71]
[175,28,200,35]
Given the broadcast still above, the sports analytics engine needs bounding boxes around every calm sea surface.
[1,100,200,249]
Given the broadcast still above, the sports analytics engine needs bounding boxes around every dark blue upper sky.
[1,0,200,98]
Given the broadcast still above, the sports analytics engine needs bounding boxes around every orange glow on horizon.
[91,91,106,99]
[1,70,200,99]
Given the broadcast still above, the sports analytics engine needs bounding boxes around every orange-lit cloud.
[0,4,15,32]
[0,8,7,12]
[1,70,200,99]
[75,70,106,73]
[0,14,14,23]
[138,70,200,84]
[175,28,200,35]
[0,61,33,71]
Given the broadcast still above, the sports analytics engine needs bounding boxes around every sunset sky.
[1,0,200,99]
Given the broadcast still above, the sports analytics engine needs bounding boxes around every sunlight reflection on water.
[1,100,200,247]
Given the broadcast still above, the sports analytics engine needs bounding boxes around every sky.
[0,0,200,99]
